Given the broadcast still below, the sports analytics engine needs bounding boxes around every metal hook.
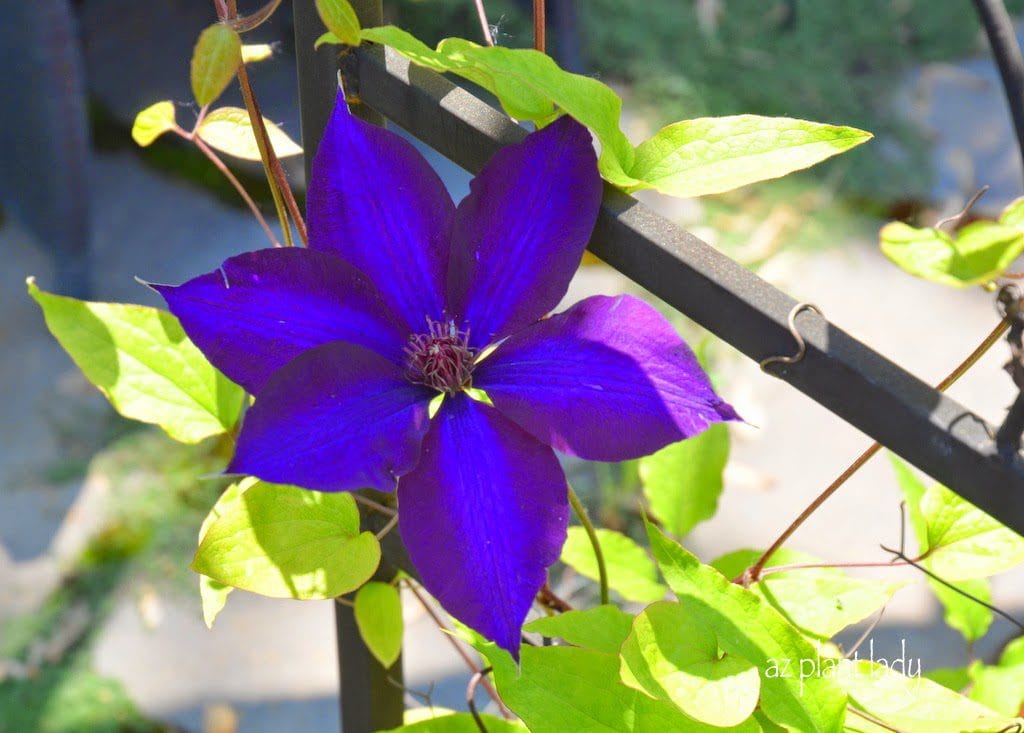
[760,302,823,373]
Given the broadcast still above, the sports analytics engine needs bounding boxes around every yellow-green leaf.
[191,23,241,107]
[315,31,342,49]
[629,115,871,197]
[315,0,361,46]
[880,220,1024,287]
[354,581,402,668]
[197,107,302,160]
[27,278,243,443]
[560,527,667,602]
[197,480,255,627]
[131,101,176,147]
[620,601,760,727]
[192,480,380,599]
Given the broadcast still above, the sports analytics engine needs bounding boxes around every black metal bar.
[972,0,1024,188]
[350,45,1024,534]
[294,3,406,731]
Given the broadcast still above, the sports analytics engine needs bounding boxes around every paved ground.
[3,12,1024,733]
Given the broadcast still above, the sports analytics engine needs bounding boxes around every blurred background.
[2,0,1024,730]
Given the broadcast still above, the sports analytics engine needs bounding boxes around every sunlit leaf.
[197,479,256,627]
[469,633,762,732]
[923,666,970,694]
[640,424,729,537]
[839,659,1020,732]
[890,455,1024,580]
[354,581,402,668]
[315,0,361,46]
[523,605,633,654]
[560,527,666,602]
[968,661,1024,717]
[629,116,871,197]
[1000,195,1024,229]
[646,523,846,732]
[620,601,760,727]
[929,576,993,643]
[1001,637,1024,667]
[131,101,176,147]
[197,107,303,161]
[360,26,637,188]
[880,220,1024,287]
[192,480,380,599]
[380,710,526,732]
[711,548,904,640]
[191,23,241,107]
[28,278,243,443]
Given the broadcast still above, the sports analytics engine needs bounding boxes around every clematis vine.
[154,91,738,656]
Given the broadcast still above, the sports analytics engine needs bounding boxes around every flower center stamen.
[405,318,476,394]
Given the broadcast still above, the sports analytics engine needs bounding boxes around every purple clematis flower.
[155,91,738,656]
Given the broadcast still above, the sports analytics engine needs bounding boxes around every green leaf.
[190,23,241,107]
[711,549,904,640]
[360,26,637,188]
[241,44,274,63]
[890,455,1024,580]
[315,0,361,46]
[629,116,871,198]
[923,666,970,693]
[315,31,342,49]
[839,659,1020,732]
[380,711,526,732]
[646,523,847,732]
[197,479,254,627]
[560,527,667,603]
[887,454,929,554]
[1000,637,1024,667]
[470,635,761,733]
[968,662,1024,716]
[191,480,380,599]
[929,576,992,643]
[197,107,303,161]
[919,481,1024,580]
[131,101,176,147]
[620,601,760,727]
[879,220,1024,288]
[639,424,729,537]
[524,605,634,654]
[28,278,243,443]
[354,581,402,668]
[1000,196,1024,229]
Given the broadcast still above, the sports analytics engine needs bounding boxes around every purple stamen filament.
[405,318,477,394]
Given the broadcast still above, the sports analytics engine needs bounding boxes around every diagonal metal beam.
[345,44,1024,534]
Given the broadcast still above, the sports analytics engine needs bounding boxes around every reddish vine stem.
[186,131,280,246]
[532,0,545,53]
[404,580,511,718]
[745,315,1012,583]
[215,0,308,247]
[473,0,495,46]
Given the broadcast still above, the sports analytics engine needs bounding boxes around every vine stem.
[403,580,511,718]
[185,130,281,247]
[532,0,545,53]
[567,483,608,605]
[473,0,495,46]
[745,315,1011,583]
[216,0,308,247]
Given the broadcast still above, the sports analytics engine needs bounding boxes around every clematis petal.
[475,294,740,461]
[398,395,569,657]
[308,90,455,332]
[447,116,602,347]
[228,342,433,492]
[153,248,409,394]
